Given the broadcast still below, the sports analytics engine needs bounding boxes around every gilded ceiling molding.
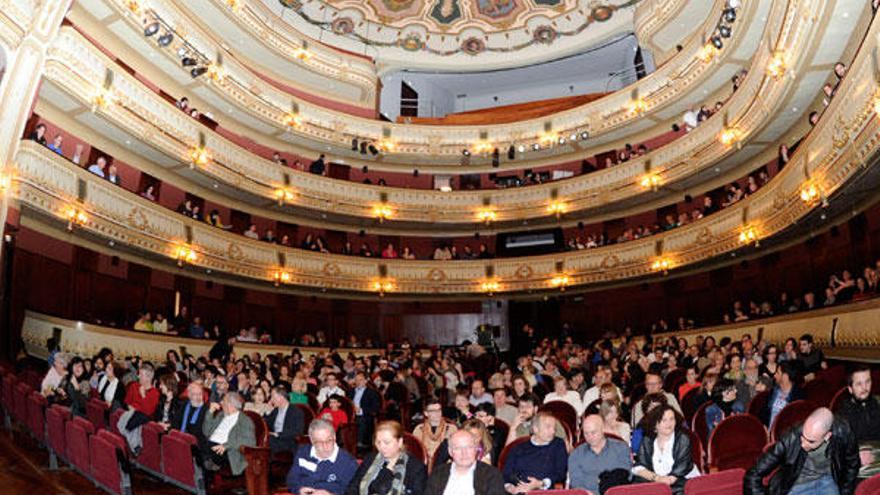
[13,41,880,297]
[99,0,753,164]
[40,0,809,226]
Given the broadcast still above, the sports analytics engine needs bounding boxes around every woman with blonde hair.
[346,421,427,495]
[599,399,632,444]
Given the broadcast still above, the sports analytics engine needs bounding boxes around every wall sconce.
[799,182,821,204]
[225,0,240,11]
[373,204,393,223]
[175,245,197,267]
[293,41,312,61]
[125,0,142,14]
[189,147,210,169]
[698,43,717,62]
[91,89,116,112]
[478,209,497,224]
[0,173,12,191]
[640,173,661,191]
[873,92,880,115]
[651,258,671,275]
[275,188,295,206]
[377,139,396,153]
[206,62,226,83]
[282,112,301,129]
[472,141,493,155]
[550,274,570,291]
[547,201,566,218]
[373,279,395,297]
[739,226,759,246]
[627,98,648,115]
[767,51,787,79]
[66,207,88,231]
[273,270,292,287]
[719,127,740,146]
[481,280,500,296]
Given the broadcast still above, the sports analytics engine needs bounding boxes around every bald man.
[745,407,858,495]
[424,430,506,495]
[568,415,631,495]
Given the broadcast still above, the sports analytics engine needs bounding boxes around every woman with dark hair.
[630,392,669,453]
[59,356,91,417]
[633,405,699,494]
[346,421,427,495]
[760,344,780,378]
[154,374,180,424]
[97,360,126,410]
[780,337,798,362]
[705,378,745,435]
[30,123,48,145]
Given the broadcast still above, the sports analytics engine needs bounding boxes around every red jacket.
[125,382,160,417]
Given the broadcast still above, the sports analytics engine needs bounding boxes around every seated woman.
[345,421,427,495]
[318,394,349,431]
[244,386,273,416]
[96,360,125,410]
[58,356,91,417]
[289,374,309,405]
[705,378,745,435]
[600,399,632,444]
[630,393,669,454]
[632,405,699,495]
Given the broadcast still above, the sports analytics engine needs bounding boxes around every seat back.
[138,421,166,473]
[829,387,850,413]
[746,390,769,418]
[690,401,711,451]
[684,468,745,495]
[46,404,71,461]
[14,381,31,425]
[27,391,48,442]
[803,379,836,407]
[2,374,16,416]
[498,436,530,471]
[86,397,109,431]
[708,414,768,471]
[109,407,125,436]
[629,383,648,409]
[402,432,428,464]
[606,482,673,495]
[664,368,687,394]
[856,471,880,495]
[538,401,578,437]
[66,416,95,474]
[494,419,510,445]
[244,410,270,447]
[770,400,819,442]
[685,428,704,473]
[162,430,200,489]
[294,403,315,427]
[90,429,129,495]
[680,387,701,424]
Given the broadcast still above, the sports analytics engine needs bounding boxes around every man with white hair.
[286,418,358,495]
[163,382,207,446]
[41,352,68,397]
[745,407,858,494]
[202,392,256,477]
[424,429,506,495]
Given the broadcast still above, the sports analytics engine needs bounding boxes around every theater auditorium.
[0,0,879,494]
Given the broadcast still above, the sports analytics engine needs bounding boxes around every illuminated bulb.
[91,89,115,112]
[226,0,240,10]
[767,52,787,79]
[275,188,295,205]
[206,63,226,82]
[651,258,670,274]
[800,183,820,203]
[273,270,292,286]
[550,275,570,290]
[540,133,558,147]
[190,147,210,168]
[698,43,717,62]
[293,47,311,61]
[373,280,395,296]
[66,207,88,231]
[481,281,500,295]
[373,205,393,222]
[282,112,302,128]
[873,96,880,115]
[125,0,141,14]
[719,127,739,146]
[628,98,648,115]
[478,209,497,224]
[739,226,759,245]
[0,174,12,191]
[640,174,661,190]
[547,201,566,218]
[378,140,396,153]
[472,142,493,154]
[175,245,197,266]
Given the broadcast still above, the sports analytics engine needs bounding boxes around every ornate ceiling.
[268,0,642,70]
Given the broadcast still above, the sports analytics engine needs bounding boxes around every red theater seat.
[89,429,132,495]
[402,432,428,465]
[539,401,578,438]
[530,490,592,495]
[746,391,769,418]
[605,482,672,495]
[86,397,109,431]
[498,436,530,471]
[684,468,745,495]
[14,381,31,426]
[2,374,16,420]
[27,391,47,443]
[161,429,203,492]
[47,405,71,467]
[829,387,850,413]
[856,471,880,495]
[294,403,315,427]
[770,400,818,442]
[707,414,767,472]
[66,416,95,476]
[109,407,125,437]
[685,428,704,473]
[680,387,701,424]
[690,401,711,453]
[135,421,165,476]
[803,379,836,407]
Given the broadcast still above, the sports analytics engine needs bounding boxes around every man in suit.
[266,385,304,454]
[349,371,380,449]
[424,430,506,495]
[202,392,256,477]
[162,382,208,447]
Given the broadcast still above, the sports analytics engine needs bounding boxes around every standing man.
[349,371,381,451]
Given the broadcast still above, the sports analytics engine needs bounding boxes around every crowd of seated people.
[36,298,877,495]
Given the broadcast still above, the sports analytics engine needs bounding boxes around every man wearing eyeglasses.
[745,407,858,495]
[424,430,505,495]
[287,419,358,495]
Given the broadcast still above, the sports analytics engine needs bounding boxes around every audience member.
[265,385,305,454]
[568,415,632,494]
[632,405,698,494]
[501,412,567,493]
[202,392,256,478]
[423,430,505,495]
[287,419,359,495]
[345,421,427,495]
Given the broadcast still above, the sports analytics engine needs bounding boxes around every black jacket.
[634,430,694,494]
[345,453,427,495]
[745,418,859,495]
[266,405,305,453]
[348,387,381,418]
[836,394,880,443]
[171,401,208,443]
[424,462,505,495]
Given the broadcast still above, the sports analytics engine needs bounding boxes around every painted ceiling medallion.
[461,36,486,55]
[591,5,615,22]
[533,25,557,44]
[399,33,424,51]
[331,17,355,35]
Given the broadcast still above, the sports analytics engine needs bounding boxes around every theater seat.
[135,421,165,477]
[803,379,836,407]
[26,391,47,444]
[685,428,704,473]
[605,482,672,495]
[529,490,592,495]
[14,381,31,426]
[684,468,745,495]
[770,400,818,442]
[746,391,769,418]
[856,471,880,495]
[2,374,16,425]
[86,397,109,431]
[161,429,204,493]
[690,401,711,453]
[498,436,530,471]
[680,387,701,424]
[47,404,71,469]
[109,407,125,437]
[402,432,428,465]
[66,416,95,476]
[540,401,578,437]
[707,414,767,472]
[829,387,850,413]
[89,429,132,495]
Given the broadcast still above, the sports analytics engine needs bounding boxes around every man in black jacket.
[165,382,208,448]
[836,365,880,475]
[745,407,858,495]
[349,371,381,449]
[265,386,304,454]
[425,430,506,495]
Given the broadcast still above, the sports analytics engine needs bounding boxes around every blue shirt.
[353,387,365,416]
[48,144,63,155]
[287,444,358,495]
[190,324,205,339]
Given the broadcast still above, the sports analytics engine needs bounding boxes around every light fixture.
[144,22,160,37]
[767,51,787,79]
[873,93,880,115]
[275,188,295,205]
[91,88,115,112]
[531,143,541,151]
[373,204,393,223]
[739,226,759,246]
[719,127,739,146]
[472,142,493,155]
[190,67,208,78]
[293,41,311,61]
[126,0,142,14]
[517,145,526,153]
[190,147,210,168]
[377,140,395,153]
[273,270,292,287]
[557,136,567,145]
[481,280,500,295]
[547,201,566,218]
[282,112,302,128]
[628,98,648,115]
[0,173,12,191]
[550,275,570,291]
[719,25,732,38]
[175,245,197,267]
[651,258,671,275]
[226,0,240,10]
[540,133,558,147]
[800,182,821,204]
[181,57,198,67]
[580,131,590,140]
[206,62,226,82]
[711,36,723,50]
[157,32,174,47]
[462,149,471,157]
[569,133,578,142]
[373,279,395,297]
[723,7,737,22]
[640,173,661,190]
[698,43,717,62]
[477,209,497,224]
[66,207,88,231]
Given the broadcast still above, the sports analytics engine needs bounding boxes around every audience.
[202,392,256,477]
[265,386,305,454]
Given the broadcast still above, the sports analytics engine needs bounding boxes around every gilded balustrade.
[99,0,754,164]
[40,0,810,226]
